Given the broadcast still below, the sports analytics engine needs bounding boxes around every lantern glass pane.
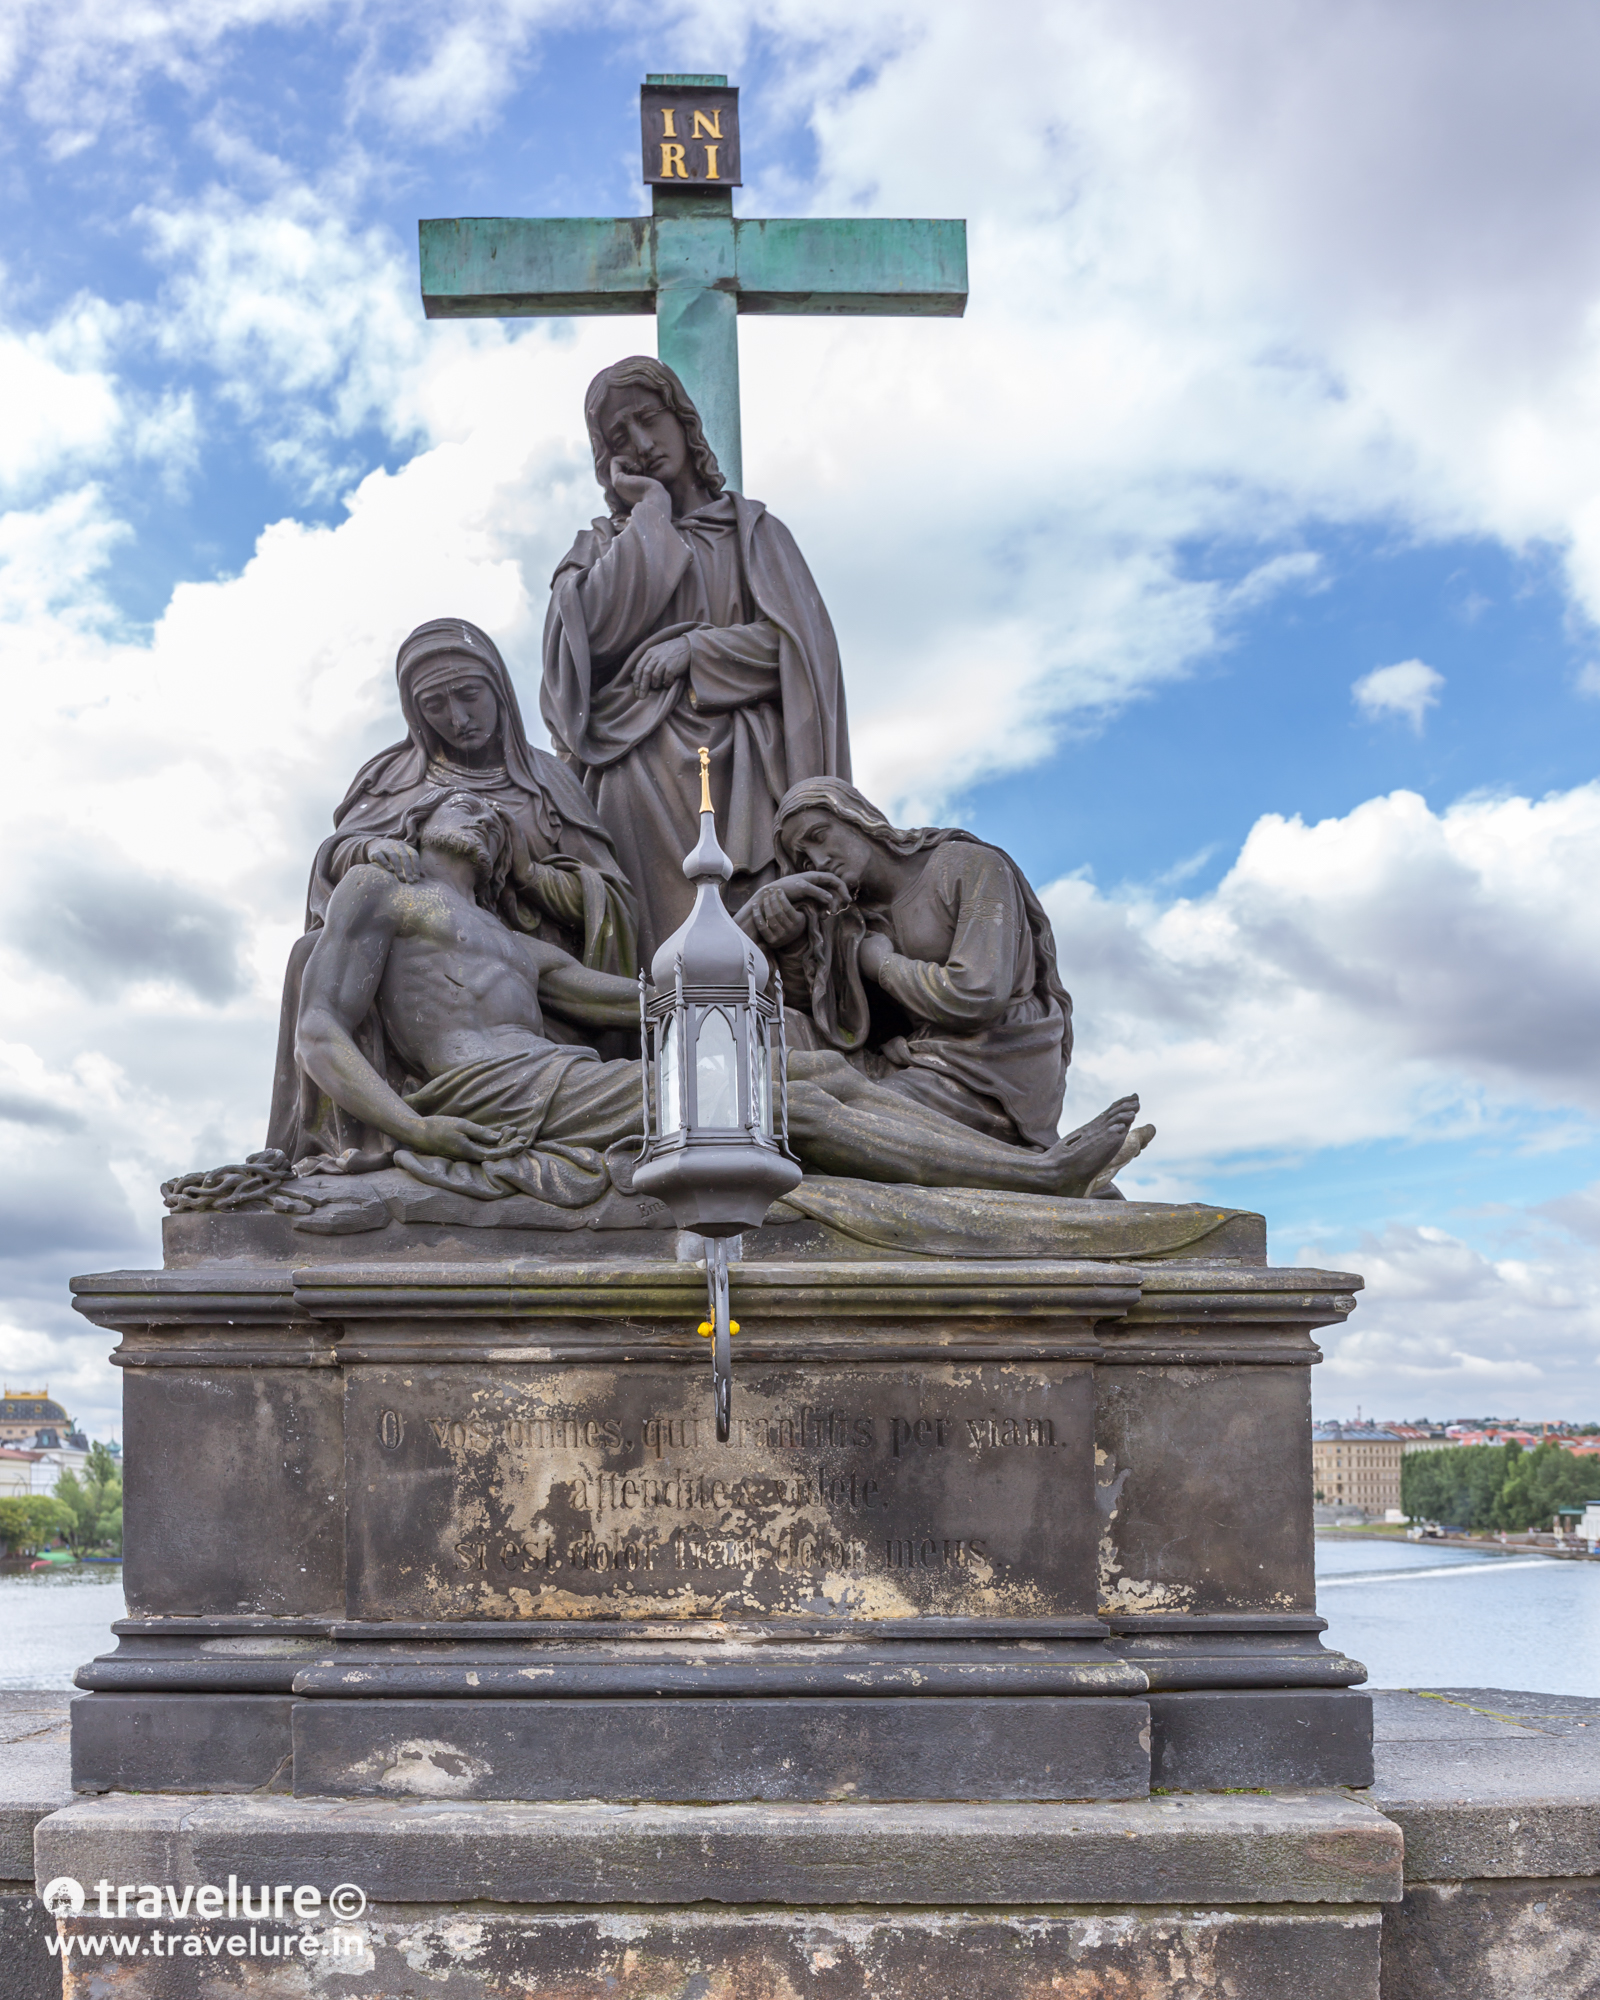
[658,1014,682,1135]
[754,1017,773,1133]
[696,1006,740,1127]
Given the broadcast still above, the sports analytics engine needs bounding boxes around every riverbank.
[1318,1526,1600,1561]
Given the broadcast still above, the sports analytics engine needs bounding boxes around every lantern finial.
[682,744,734,886]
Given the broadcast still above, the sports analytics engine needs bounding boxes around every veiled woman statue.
[739,778,1083,1152]
[541,356,851,963]
[266,616,638,1164]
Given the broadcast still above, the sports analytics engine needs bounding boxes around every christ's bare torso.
[362,868,555,1078]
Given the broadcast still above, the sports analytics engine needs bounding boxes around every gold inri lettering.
[659,142,689,178]
[660,108,678,138]
[691,109,722,139]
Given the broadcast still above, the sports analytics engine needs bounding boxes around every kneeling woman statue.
[740,778,1136,1169]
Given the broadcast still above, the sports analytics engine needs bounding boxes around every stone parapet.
[31,1787,1398,1997]
[1370,1687,1600,1998]
[0,1694,73,2000]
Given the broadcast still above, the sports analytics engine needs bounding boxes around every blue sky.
[962,533,1588,894]
[4,0,1600,1433]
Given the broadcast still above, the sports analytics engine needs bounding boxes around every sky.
[3,0,1600,1436]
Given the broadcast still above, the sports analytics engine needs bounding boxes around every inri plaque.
[639,79,742,187]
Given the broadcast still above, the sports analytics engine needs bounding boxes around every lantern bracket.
[704,1236,734,1442]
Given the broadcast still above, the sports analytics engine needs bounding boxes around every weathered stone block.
[34,1790,1403,1908]
[72,1694,294,1795]
[1150,1688,1374,1790]
[46,1903,1385,1997]
[121,1347,343,1619]
[1096,1347,1319,1618]
[1381,1877,1600,1999]
[345,1357,1099,1624]
[291,1694,1153,1803]
[0,1890,61,2000]
[72,1252,1370,1799]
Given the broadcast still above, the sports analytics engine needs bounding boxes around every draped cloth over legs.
[392,1047,645,1204]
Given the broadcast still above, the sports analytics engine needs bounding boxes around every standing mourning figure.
[541,357,850,963]
[267,617,637,1166]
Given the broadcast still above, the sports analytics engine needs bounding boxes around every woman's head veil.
[332,617,606,856]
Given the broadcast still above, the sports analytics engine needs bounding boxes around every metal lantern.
[633,748,802,1439]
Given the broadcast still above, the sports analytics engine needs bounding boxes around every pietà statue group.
[168,358,1151,1238]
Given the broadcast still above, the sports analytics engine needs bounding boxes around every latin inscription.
[373,1396,1053,1585]
[347,1363,1095,1620]
[380,1406,1059,1461]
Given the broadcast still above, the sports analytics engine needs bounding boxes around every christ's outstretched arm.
[536,945,654,1029]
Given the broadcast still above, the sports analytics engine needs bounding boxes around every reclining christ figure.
[294,787,1141,1209]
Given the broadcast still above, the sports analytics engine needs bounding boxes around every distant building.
[0,1391,73,1446]
[1385,1424,1459,1457]
[1312,1423,1404,1517]
[0,1447,39,1498]
[24,1433,90,1496]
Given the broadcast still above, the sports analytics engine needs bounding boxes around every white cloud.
[15,3,1600,796]
[1309,1222,1600,1420]
[0,487,130,624]
[1035,780,1600,1418]
[3,0,335,155]
[0,304,121,492]
[363,12,555,139]
[0,293,195,502]
[1049,782,1600,1166]
[1352,658,1445,732]
[138,179,439,494]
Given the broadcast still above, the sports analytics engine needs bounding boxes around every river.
[0,1538,1595,1694]
[1314,1533,1600,1695]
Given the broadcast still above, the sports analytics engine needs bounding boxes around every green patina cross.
[419,74,967,493]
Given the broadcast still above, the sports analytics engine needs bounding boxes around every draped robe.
[783,839,1072,1149]
[266,653,638,1166]
[542,493,850,962]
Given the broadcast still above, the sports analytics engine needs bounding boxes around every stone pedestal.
[68,1201,1369,1803]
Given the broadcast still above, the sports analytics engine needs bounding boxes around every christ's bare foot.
[1044,1094,1141,1196]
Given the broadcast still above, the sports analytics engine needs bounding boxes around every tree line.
[1401,1441,1600,1532]
[0,1443,123,1558]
